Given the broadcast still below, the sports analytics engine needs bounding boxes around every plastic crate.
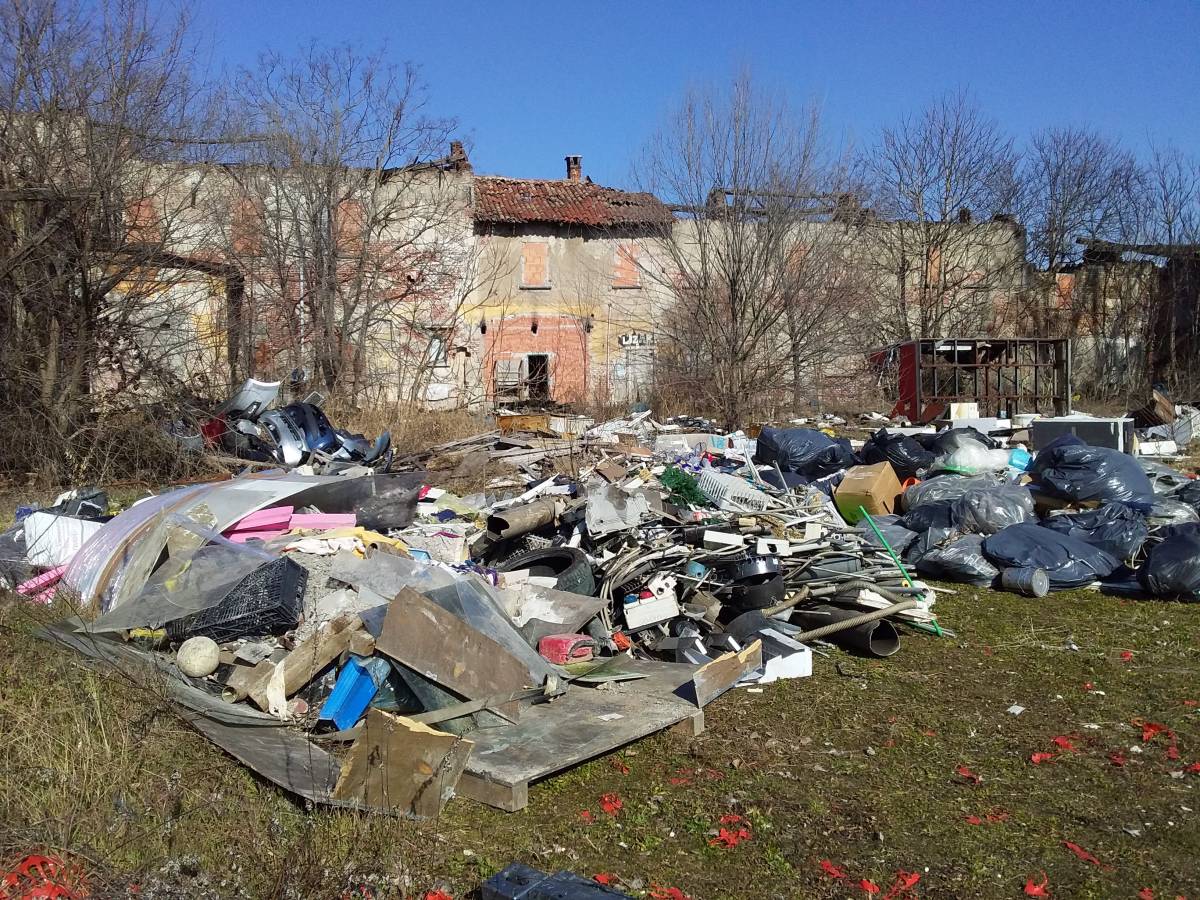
[166,556,307,643]
[697,470,773,512]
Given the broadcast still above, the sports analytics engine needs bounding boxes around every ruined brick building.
[104,143,1188,410]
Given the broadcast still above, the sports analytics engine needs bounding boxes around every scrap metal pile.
[4,406,1198,818]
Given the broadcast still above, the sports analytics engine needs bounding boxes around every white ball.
[176,636,220,677]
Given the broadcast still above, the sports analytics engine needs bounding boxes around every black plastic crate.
[166,556,307,643]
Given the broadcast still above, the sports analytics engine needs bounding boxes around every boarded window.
[925,245,942,286]
[231,198,263,255]
[613,242,640,288]
[336,199,366,254]
[126,198,160,244]
[1055,273,1075,308]
[521,242,549,288]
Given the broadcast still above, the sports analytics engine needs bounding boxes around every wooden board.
[456,658,736,812]
[376,587,531,720]
[332,709,473,818]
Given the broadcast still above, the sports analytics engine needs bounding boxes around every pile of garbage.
[3,408,1197,817]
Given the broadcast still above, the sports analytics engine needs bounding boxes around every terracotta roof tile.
[473,176,672,228]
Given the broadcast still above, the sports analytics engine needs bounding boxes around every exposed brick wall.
[482,313,588,403]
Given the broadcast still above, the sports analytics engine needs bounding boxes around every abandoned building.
[97,142,1195,412]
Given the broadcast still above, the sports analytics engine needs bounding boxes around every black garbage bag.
[983,522,1120,589]
[754,427,858,478]
[1148,496,1200,528]
[1140,459,1192,494]
[952,484,1035,535]
[1029,436,1155,511]
[860,428,934,479]
[856,514,920,555]
[1040,502,1149,561]
[1137,524,1200,597]
[902,473,1003,511]
[1171,480,1200,514]
[905,524,960,566]
[899,499,956,533]
[915,534,999,587]
[914,426,1001,454]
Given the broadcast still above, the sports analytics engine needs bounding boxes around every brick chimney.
[565,155,582,182]
[449,140,472,173]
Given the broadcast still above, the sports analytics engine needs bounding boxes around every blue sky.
[191,0,1200,188]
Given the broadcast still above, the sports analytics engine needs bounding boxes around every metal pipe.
[790,599,916,657]
[486,498,558,541]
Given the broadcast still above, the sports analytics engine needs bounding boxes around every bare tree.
[1133,144,1200,391]
[223,45,492,407]
[1021,126,1138,272]
[0,0,233,479]
[856,91,1024,344]
[635,73,856,425]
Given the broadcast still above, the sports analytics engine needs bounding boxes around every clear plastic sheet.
[952,485,1035,535]
[330,552,557,683]
[90,518,276,632]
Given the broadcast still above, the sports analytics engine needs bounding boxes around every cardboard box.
[834,461,902,523]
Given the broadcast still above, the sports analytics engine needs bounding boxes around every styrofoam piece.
[753,630,812,683]
[228,529,288,544]
[289,513,356,530]
[226,506,294,533]
[16,564,66,595]
[23,512,104,568]
[702,530,746,550]
[756,538,792,557]
[623,593,680,630]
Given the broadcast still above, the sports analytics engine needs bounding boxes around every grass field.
[2,581,1198,899]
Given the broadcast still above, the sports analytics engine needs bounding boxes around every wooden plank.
[461,665,706,809]
[688,640,763,707]
[376,587,531,720]
[454,771,528,812]
[332,710,473,818]
[245,613,362,710]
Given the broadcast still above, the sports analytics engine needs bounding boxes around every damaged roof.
[473,176,673,229]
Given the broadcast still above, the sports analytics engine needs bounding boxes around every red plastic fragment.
[1051,736,1078,752]
[423,892,453,900]
[1185,762,1200,773]
[592,874,616,886]
[1168,745,1181,760]
[668,776,691,786]
[1141,721,1172,743]
[647,885,689,900]
[1183,699,1198,707]
[1030,752,1055,765]
[955,765,981,785]
[964,815,984,826]
[1083,682,1095,691]
[1121,650,1134,662]
[1024,872,1050,896]
[1138,890,1154,900]
[708,826,750,848]
[1109,752,1128,767]
[819,860,847,880]
[859,878,881,894]
[599,793,623,816]
[1062,840,1110,869]
[883,871,921,899]
[579,809,594,824]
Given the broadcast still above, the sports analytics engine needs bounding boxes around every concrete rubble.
[4,403,1199,817]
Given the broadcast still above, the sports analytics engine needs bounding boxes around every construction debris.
[7,404,1200,817]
